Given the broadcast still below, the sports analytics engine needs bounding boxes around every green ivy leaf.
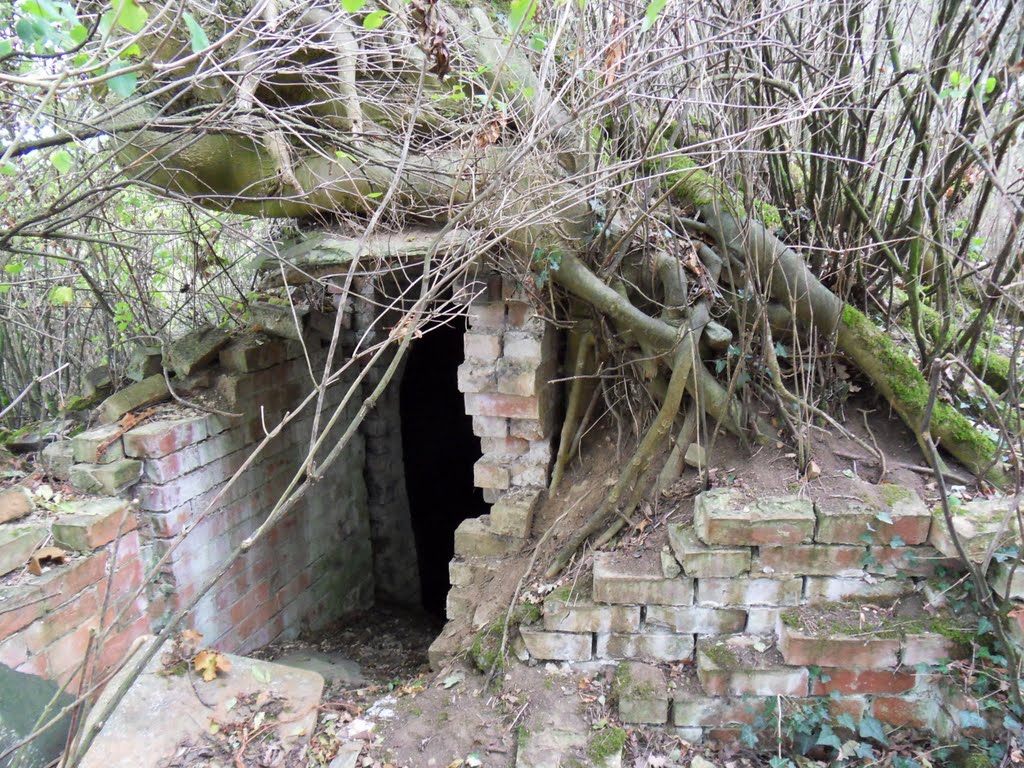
[858,714,888,745]
[49,285,74,305]
[0,161,17,176]
[366,191,383,199]
[183,12,209,52]
[111,0,147,33]
[642,0,667,32]
[362,9,387,28]
[815,724,843,750]
[948,70,961,88]
[507,0,536,33]
[5,263,25,275]
[0,40,13,56]
[984,76,997,95]
[105,60,137,96]
[68,22,88,44]
[50,149,73,174]
[341,0,366,13]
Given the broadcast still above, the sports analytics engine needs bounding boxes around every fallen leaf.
[194,649,232,682]
[442,673,463,689]
[805,460,821,480]
[252,665,272,684]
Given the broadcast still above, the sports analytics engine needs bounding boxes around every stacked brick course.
[517,485,1008,742]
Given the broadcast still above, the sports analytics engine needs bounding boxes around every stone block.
[96,375,170,425]
[815,486,931,545]
[777,617,899,668]
[247,302,307,340]
[473,458,511,490]
[902,632,969,665]
[219,336,293,373]
[40,440,74,481]
[510,460,548,488]
[453,517,521,558]
[490,488,541,538]
[0,487,33,524]
[449,560,473,588]
[0,525,47,577]
[866,546,961,578]
[51,499,135,552]
[697,577,802,607]
[593,552,693,606]
[445,589,474,621]
[645,606,747,635]
[929,494,1020,564]
[126,345,163,382]
[804,577,911,603]
[694,489,814,546]
[660,546,681,578]
[596,631,695,662]
[745,608,779,634]
[684,443,707,470]
[615,662,668,724]
[755,544,864,577]
[164,325,231,377]
[503,331,543,362]
[72,424,125,464]
[124,417,209,458]
[69,460,142,495]
[989,560,1024,599]
[520,629,592,661]
[480,436,530,457]
[696,637,808,697]
[467,302,507,330]
[667,525,750,577]
[463,333,502,361]
[496,358,549,398]
[509,419,548,441]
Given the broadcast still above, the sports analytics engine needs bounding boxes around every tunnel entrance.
[400,322,489,617]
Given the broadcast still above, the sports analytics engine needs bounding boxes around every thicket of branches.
[2,0,1024,761]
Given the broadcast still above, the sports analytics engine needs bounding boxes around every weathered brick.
[697,637,808,697]
[471,415,508,438]
[815,486,931,545]
[593,552,693,606]
[866,546,960,578]
[463,333,502,361]
[496,358,549,398]
[71,424,125,464]
[96,375,170,425]
[871,697,940,731]
[40,440,74,481]
[804,577,911,603]
[503,331,543,362]
[645,606,747,635]
[778,620,899,668]
[219,336,292,372]
[596,631,695,662]
[508,419,548,441]
[697,577,802,607]
[164,325,231,377]
[490,489,541,538]
[694,489,814,546]
[0,487,33,524]
[0,525,48,577]
[479,436,530,457]
[745,608,779,634]
[453,517,521,557]
[51,499,136,552]
[989,560,1024,599]
[616,662,669,724]
[929,494,1020,563]
[473,458,511,490]
[902,632,969,665]
[124,417,209,458]
[668,525,751,577]
[465,392,542,420]
[467,302,507,329]
[756,545,864,577]
[69,460,142,495]
[520,628,592,661]
[544,586,640,633]
[457,361,495,393]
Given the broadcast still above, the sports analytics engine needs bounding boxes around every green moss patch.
[588,727,626,764]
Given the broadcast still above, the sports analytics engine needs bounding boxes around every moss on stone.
[514,602,542,626]
[661,156,745,216]
[753,199,783,230]
[703,643,739,669]
[588,727,626,764]
[469,620,505,674]
[880,484,913,505]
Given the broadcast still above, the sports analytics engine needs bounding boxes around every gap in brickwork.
[400,321,488,617]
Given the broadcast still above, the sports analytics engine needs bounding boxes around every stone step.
[615,661,669,724]
[696,635,809,697]
[452,515,522,558]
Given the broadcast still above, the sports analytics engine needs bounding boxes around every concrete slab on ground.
[273,650,366,687]
[78,636,324,768]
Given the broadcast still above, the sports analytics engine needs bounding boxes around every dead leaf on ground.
[27,546,67,575]
[194,649,232,682]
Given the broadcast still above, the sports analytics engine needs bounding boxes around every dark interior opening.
[400,323,489,617]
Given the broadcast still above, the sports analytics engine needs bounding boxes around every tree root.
[550,329,596,491]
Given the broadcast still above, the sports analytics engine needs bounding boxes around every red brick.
[467,303,507,329]
[902,633,969,665]
[474,459,511,489]
[872,697,937,730]
[866,546,960,578]
[0,632,30,668]
[811,669,916,695]
[52,506,137,552]
[48,620,99,690]
[0,596,48,637]
[124,417,208,458]
[23,589,101,653]
[779,625,899,669]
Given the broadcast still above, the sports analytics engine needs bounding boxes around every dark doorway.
[400,323,489,617]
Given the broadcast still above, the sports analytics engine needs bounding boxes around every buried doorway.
[400,322,489,617]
